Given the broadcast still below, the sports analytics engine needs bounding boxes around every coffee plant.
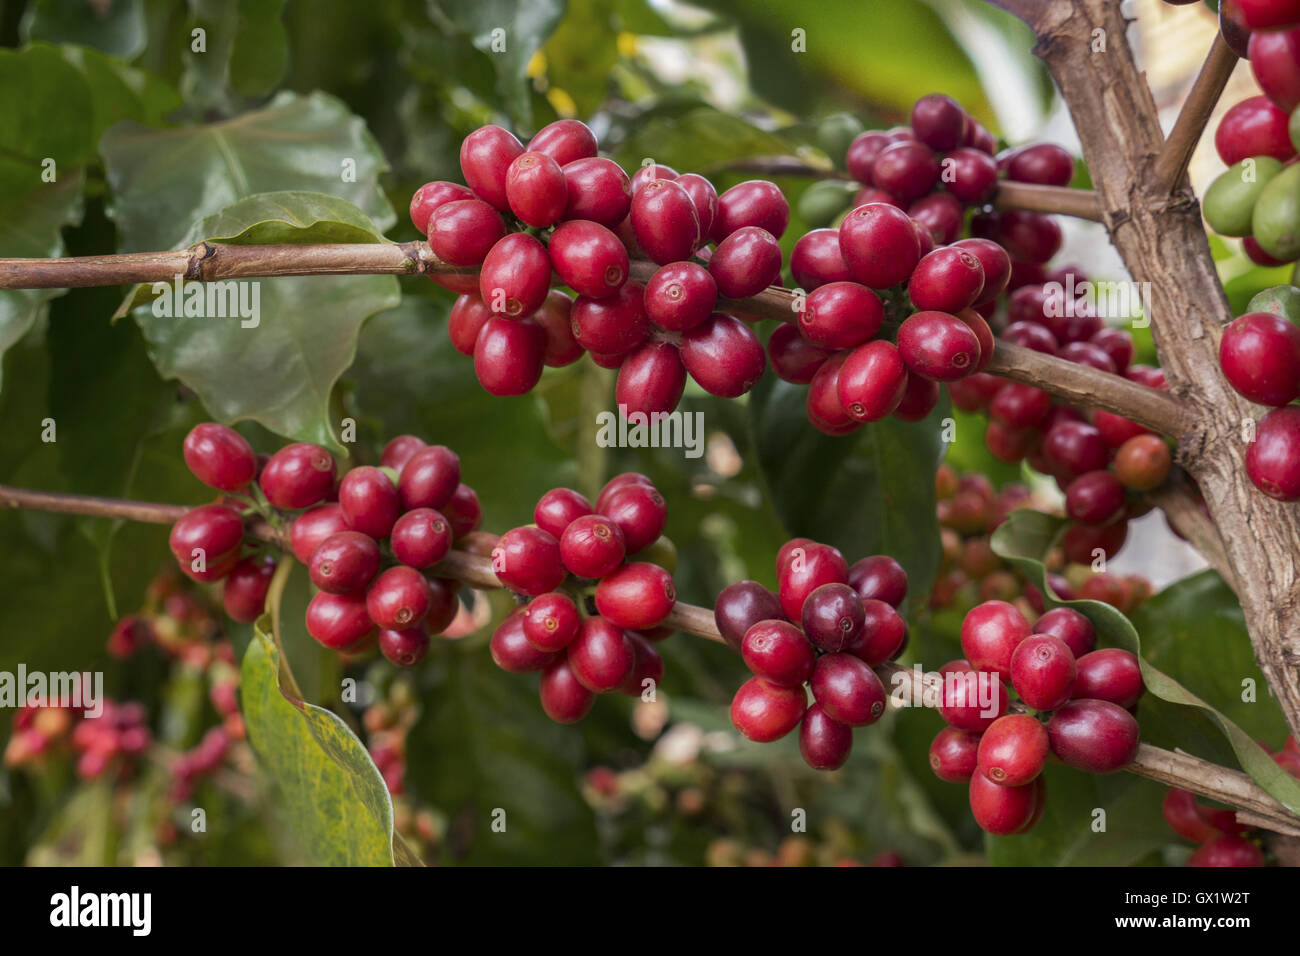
[2,0,1300,886]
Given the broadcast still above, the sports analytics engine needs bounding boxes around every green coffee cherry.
[1247,285,1300,325]
[797,179,859,228]
[634,534,678,574]
[1203,156,1283,236]
[816,113,865,164]
[1253,162,1300,260]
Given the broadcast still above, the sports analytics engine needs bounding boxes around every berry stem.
[1153,31,1239,196]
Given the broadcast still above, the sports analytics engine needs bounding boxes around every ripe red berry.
[1072,648,1144,709]
[528,118,597,166]
[1004,143,1076,186]
[409,180,475,234]
[949,238,1010,305]
[1215,95,1295,164]
[714,179,790,239]
[674,173,719,237]
[366,566,432,630]
[778,542,849,622]
[798,281,883,350]
[522,591,582,652]
[505,151,567,227]
[871,140,940,202]
[561,156,631,227]
[897,310,982,381]
[630,163,678,194]
[895,374,941,424]
[567,616,635,692]
[600,483,667,555]
[1042,420,1108,483]
[790,229,853,292]
[1246,405,1300,500]
[1065,470,1127,526]
[618,631,665,696]
[708,226,783,299]
[1250,25,1300,112]
[1114,434,1171,491]
[838,203,920,289]
[306,591,374,649]
[976,714,1048,786]
[632,179,701,264]
[378,628,430,667]
[909,192,964,245]
[560,514,627,579]
[474,315,547,396]
[843,598,907,666]
[801,583,865,653]
[1047,698,1140,773]
[616,341,687,416]
[961,600,1031,678]
[938,662,1009,732]
[289,504,349,564]
[730,676,807,742]
[427,198,506,266]
[1187,833,1265,867]
[398,445,461,512]
[492,526,565,596]
[534,488,592,539]
[338,466,400,540]
[570,281,649,355]
[222,555,276,623]
[390,508,452,569]
[680,312,767,398]
[447,293,494,357]
[169,504,245,582]
[806,354,859,436]
[1219,311,1300,406]
[942,147,998,204]
[259,443,337,510]
[969,772,1040,835]
[492,611,558,673]
[548,219,628,298]
[1032,607,1096,658]
[1162,788,1224,843]
[810,653,886,727]
[1009,634,1076,711]
[459,125,524,211]
[741,619,815,687]
[908,247,985,313]
[380,435,426,474]
[768,322,832,384]
[714,581,785,651]
[836,339,907,422]
[644,261,716,332]
[183,423,257,491]
[595,561,676,630]
[800,704,853,770]
[309,531,381,594]
[847,556,908,608]
[479,233,551,318]
[539,658,596,723]
[929,726,981,782]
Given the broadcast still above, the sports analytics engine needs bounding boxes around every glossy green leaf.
[241,602,395,866]
[58,44,181,138]
[184,0,289,104]
[21,0,148,59]
[991,508,1300,815]
[613,107,803,176]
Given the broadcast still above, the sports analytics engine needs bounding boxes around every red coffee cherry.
[1065,470,1127,526]
[894,371,942,423]
[929,726,981,782]
[1114,434,1171,491]
[560,514,627,579]
[459,125,524,211]
[479,232,551,318]
[169,504,245,582]
[897,310,982,381]
[800,704,853,770]
[528,118,597,166]
[709,226,783,298]
[961,600,1031,678]
[644,261,717,332]
[768,323,833,384]
[838,203,921,289]
[730,676,808,742]
[548,219,628,299]
[409,180,475,234]
[474,315,547,396]
[616,341,687,416]
[259,442,336,510]
[561,156,631,227]
[810,653,885,727]
[843,598,907,666]
[427,198,505,266]
[969,772,1040,835]
[1042,420,1108,483]
[846,130,892,183]
[366,566,432,630]
[380,435,426,474]
[448,293,494,357]
[714,179,790,239]
[1061,519,1129,566]
[505,151,568,227]
[492,611,558,673]
[309,531,381,594]
[988,383,1052,431]
[1032,607,1096,658]
[1009,634,1077,711]
[398,445,461,512]
[378,628,430,667]
[806,354,860,436]
[715,581,785,652]
[630,163,679,193]
[801,583,866,653]
[790,228,853,291]
[289,504,349,565]
[1072,648,1144,709]
[390,508,452,569]
[938,662,1010,732]
[949,238,1010,305]
[492,526,565,597]
[1246,405,1300,501]
[674,173,719,237]
[798,281,883,350]
[222,555,277,623]
[338,466,400,540]
[836,340,907,422]
[1004,143,1075,186]
[1162,788,1224,843]
[909,192,964,246]
[539,658,597,723]
[741,619,815,687]
[778,542,850,622]
[570,280,649,355]
[183,423,257,491]
[680,312,767,398]
[1219,312,1300,406]
[847,555,908,608]
[1187,833,1265,867]
[530,290,583,368]
[595,561,676,630]
[1214,95,1295,164]
[908,247,985,313]
[1250,25,1300,111]
[941,147,998,204]
[567,616,635,692]
[632,179,702,265]
[1047,698,1140,773]
[600,483,667,555]
[522,592,582,652]
[871,140,940,202]
[977,713,1049,786]
[534,488,592,539]
[306,591,374,649]
[912,93,966,150]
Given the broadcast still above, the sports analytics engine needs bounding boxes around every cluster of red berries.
[487,473,675,723]
[5,697,153,783]
[364,680,419,796]
[928,599,1144,834]
[715,541,909,770]
[1219,310,1300,501]
[932,465,1152,616]
[413,118,781,409]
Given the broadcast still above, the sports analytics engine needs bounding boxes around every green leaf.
[430,0,567,126]
[612,106,802,175]
[0,44,94,206]
[101,90,395,253]
[540,0,619,117]
[748,375,945,618]
[241,599,395,866]
[58,44,181,138]
[21,0,148,60]
[184,0,289,105]
[991,508,1300,815]
[126,191,400,450]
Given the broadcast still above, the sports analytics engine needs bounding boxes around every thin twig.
[1153,32,1239,195]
